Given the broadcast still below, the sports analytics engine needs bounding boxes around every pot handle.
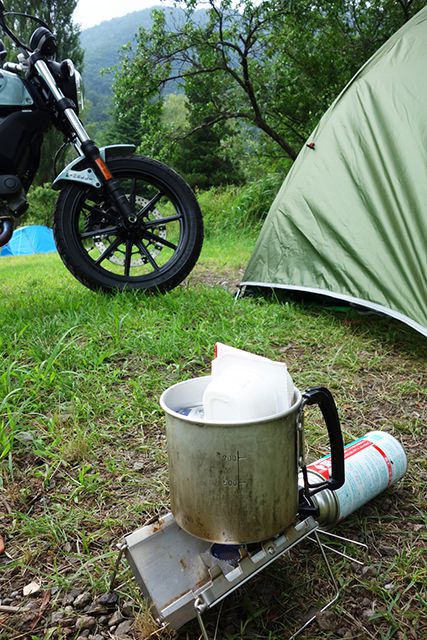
[302,386,345,495]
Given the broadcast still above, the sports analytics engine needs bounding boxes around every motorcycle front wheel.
[54,155,203,293]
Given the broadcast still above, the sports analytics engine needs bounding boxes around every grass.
[0,231,426,640]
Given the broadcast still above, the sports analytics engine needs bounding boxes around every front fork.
[76,139,138,224]
[33,57,136,225]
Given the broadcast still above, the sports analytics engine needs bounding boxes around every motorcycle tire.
[53,155,203,293]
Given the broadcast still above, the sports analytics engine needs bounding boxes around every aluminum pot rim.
[160,375,302,426]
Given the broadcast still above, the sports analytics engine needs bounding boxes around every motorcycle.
[0,3,203,292]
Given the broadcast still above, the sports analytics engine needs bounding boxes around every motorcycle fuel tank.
[0,70,33,107]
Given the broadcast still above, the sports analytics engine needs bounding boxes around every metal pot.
[160,376,344,544]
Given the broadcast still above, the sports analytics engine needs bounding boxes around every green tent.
[242,8,427,337]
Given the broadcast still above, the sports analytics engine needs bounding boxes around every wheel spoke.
[95,236,122,265]
[136,191,163,219]
[82,202,106,216]
[143,229,177,251]
[124,238,133,277]
[135,239,160,272]
[82,201,118,222]
[80,226,120,239]
[144,214,182,229]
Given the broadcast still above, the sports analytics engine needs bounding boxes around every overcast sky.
[74,0,174,30]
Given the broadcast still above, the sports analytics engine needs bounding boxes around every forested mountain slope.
[80,7,205,126]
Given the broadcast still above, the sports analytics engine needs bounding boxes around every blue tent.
[0,225,56,256]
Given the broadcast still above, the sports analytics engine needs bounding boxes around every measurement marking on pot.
[222,451,247,489]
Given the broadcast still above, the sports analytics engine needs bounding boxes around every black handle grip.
[303,386,345,493]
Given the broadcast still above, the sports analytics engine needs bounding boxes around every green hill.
[80,7,206,127]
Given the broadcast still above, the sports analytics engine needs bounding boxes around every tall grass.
[197,173,283,237]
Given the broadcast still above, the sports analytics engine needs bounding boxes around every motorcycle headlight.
[58,59,84,113]
[74,70,84,112]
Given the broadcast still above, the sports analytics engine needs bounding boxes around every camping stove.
[122,511,362,639]
[116,378,372,637]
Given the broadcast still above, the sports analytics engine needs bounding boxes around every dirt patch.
[183,262,244,292]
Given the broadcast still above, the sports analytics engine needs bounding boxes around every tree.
[111,0,426,165]
[171,78,242,188]
[4,1,83,183]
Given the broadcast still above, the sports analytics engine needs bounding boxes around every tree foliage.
[111,0,426,171]
[4,1,82,65]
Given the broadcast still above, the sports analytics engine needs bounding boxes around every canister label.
[307,432,407,521]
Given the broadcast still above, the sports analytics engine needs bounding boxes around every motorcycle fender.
[52,144,136,190]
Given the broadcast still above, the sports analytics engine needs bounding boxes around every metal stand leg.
[109,542,126,593]
[194,597,225,640]
[195,598,210,640]
[312,529,369,566]
[194,531,343,640]
[289,530,341,640]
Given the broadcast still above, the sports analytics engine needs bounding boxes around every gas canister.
[302,431,407,525]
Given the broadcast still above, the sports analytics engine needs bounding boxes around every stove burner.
[210,543,241,562]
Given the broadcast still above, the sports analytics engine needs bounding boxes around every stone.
[63,587,83,606]
[121,601,133,617]
[81,631,90,638]
[98,616,109,626]
[379,545,398,557]
[97,592,118,607]
[62,628,74,636]
[115,620,132,637]
[108,610,124,627]
[11,591,20,598]
[51,586,60,596]
[75,616,96,631]
[26,599,42,611]
[86,603,109,615]
[51,609,65,625]
[90,635,104,640]
[74,592,92,610]
[64,605,74,616]
[23,581,41,596]
[316,610,337,632]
